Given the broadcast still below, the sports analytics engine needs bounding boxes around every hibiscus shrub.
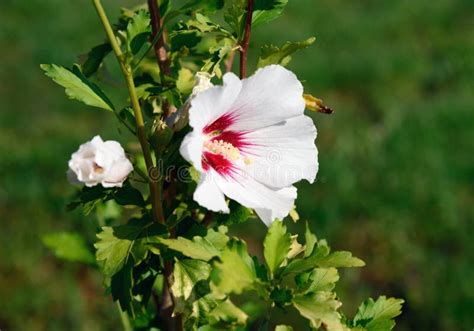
[41,1,403,330]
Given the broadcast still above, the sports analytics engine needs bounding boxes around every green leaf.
[283,240,364,275]
[42,232,95,265]
[67,185,113,214]
[166,202,192,228]
[257,37,315,68]
[160,0,172,17]
[111,258,134,315]
[81,43,112,77]
[270,287,293,307]
[224,1,246,38]
[172,259,211,301]
[304,222,317,257]
[353,296,404,331]
[157,230,226,261]
[176,67,195,95]
[40,63,114,111]
[95,222,166,277]
[252,0,288,28]
[201,45,233,75]
[180,0,224,13]
[293,292,345,331]
[287,235,305,259]
[306,268,339,293]
[209,299,248,326]
[263,220,292,276]
[211,239,256,295]
[316,251,366,268]
[126,10,150,55]
[275,326,293,331]
[216,200,253,225]
[113,183,145,207]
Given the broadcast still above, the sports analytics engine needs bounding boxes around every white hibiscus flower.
[68,135,133,188]
[180,65,318,226]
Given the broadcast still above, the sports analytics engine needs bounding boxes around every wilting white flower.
[180,65,318,226]
[192,72,214,96]
[168,71,214,131]
[68,135,133,188]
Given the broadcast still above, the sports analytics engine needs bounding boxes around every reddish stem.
[148,0,171,76]
[239,0,254,78]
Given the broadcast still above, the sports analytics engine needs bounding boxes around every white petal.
[243,115,318,187]
[228,65,305,132]
[194,172,229,213]
[254,186,298,226]
[90,135,104,147]
[179,131,204,172]
[102,158,134,187]
[214,171,297,226]
[189,72,242,131]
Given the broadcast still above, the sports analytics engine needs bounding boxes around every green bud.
[151,119,173,154]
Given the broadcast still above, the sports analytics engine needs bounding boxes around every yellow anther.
[204,139,241,161]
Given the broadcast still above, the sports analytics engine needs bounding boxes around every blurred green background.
[1,0,473,330]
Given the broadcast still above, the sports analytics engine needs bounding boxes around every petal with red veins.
[189,73,242,131]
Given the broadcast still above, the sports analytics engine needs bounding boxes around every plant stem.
[148,0,171,77]
[147,0,175,118]
[239,0,254,78]
[92,0,165,223]
[146,5,182,327]
[116,302,133,331]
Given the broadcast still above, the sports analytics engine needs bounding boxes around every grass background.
[0,0,473,330]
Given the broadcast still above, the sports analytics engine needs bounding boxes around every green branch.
[91,0,165,223]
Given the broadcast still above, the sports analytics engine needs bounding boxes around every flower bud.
[67,136,133,188]
[151,119,173,154]
[167,72,214,131]
[303,94,334,114]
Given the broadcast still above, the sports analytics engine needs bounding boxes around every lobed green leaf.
[263,220,292,276]
[157,227,229,261]
[211,239,256,295]
[258,37,316,68]
[172,259,211,303]
[126,9,151,55]
[252,0,288,28]
[95,222,166,277]
[353,296,404,331]
[293,291,345,331]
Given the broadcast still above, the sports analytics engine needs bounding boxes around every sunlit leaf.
[172,259,211,301]
[252,0,288,28]
[263,220,291,276]
[158,227,228,261]
[126,9,150,55]
[40,63,114,111]
[209,299,248,326]
[211,239,256,295]
[257,37,315,68]
[283,239,364,275]
[353,296,404,331]
[95,222,166,277]
[293,291,344,331]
